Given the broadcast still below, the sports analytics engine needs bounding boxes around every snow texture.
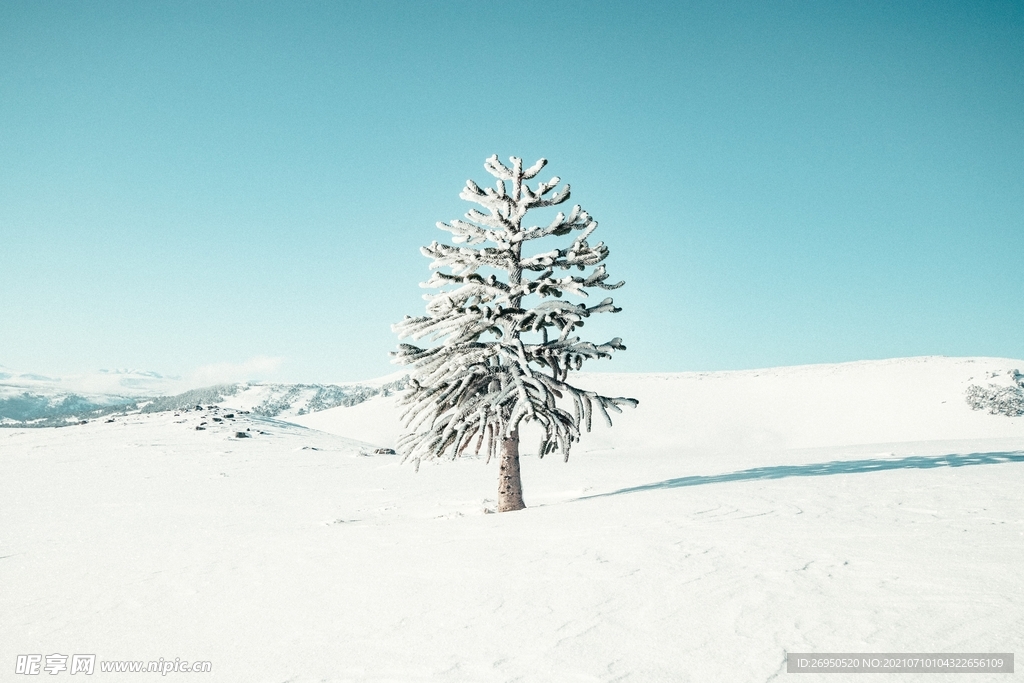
[3,356,1024,682]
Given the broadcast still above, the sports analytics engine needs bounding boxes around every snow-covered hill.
[0,365,407,426]
[2,356,1022,682]
[136,377,408,419]
[0,365,185,398]
[0,366,185,425]
[294,356,1024,458]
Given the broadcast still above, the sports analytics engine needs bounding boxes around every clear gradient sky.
[1,1,1022,384]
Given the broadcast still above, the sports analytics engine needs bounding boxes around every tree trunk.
[497,430,526,512]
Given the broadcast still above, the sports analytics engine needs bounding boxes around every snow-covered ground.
[2,356,1023,681]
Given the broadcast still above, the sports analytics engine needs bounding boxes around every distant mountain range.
[4,357,1022,429]
[0,365,407,427]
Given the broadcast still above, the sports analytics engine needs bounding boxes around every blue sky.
[1,1,1021,383]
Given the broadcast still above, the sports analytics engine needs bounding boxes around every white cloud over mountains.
[188,356,285,386]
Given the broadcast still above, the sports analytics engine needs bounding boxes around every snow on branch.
[392,154,636,467]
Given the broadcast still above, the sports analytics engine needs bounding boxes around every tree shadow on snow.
[581,451,1024,500]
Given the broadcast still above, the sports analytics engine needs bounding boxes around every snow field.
[3,356,1023,681]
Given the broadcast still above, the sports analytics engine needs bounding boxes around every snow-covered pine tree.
[392,155,637,512]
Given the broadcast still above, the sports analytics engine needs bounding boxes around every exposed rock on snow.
[965,369,1024,416]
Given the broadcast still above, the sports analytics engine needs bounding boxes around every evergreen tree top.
[393,155,637,467]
